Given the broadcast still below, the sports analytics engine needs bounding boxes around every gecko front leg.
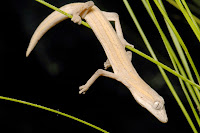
[79,69,120,94]
[102,11,134,48]
[102,11,133,69]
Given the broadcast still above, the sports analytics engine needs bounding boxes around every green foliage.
[124,0,200,132]
[0,96,109,133]
[1,0,200,132]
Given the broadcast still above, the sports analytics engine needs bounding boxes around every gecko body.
[26,1,168,123]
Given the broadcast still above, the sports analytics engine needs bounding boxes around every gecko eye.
[153,101,163,110]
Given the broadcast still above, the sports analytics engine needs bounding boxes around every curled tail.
[26,5,73,57]
[26,2,94,57]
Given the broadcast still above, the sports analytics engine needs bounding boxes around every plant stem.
[154,0,200,91]
[166,0,200,25]
[123,0,198,132]
[0,96,109,133]
[144,0,200,126]
[175,0,200,42]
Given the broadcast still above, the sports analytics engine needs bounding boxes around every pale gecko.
[26,1,168,123]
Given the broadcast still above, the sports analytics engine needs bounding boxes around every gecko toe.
[79,85,89,94]
[71,15,82,25]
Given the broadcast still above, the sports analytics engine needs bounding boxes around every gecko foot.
[79,85,89,94]
[104,59,111,70]
[71,15,82,25]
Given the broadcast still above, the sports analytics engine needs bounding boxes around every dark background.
[1,0,200,132]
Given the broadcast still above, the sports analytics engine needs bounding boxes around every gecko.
[26,1,168,123]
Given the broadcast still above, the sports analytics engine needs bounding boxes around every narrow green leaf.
[154,0,200,100]
[143,0,200,127]
[166,0,200,25]
[0,96,109,133]
[175,0,200,42]
[124,0,198,132]
[181,0,200,31]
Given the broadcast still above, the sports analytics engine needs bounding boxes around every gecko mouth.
[137,97,168,123]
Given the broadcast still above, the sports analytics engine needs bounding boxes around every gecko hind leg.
[102,11,134,48]
[79,69,119,94]
[71,1,94,25]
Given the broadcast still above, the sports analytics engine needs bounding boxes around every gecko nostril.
[153,101,163,110]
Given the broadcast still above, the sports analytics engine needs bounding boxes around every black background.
[1,0,200,132]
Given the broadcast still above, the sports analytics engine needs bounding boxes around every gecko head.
[129,86,168,123]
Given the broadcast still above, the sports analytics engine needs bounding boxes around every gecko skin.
[26,1,168,123]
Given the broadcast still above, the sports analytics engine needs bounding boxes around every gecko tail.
[26,5,71,57]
